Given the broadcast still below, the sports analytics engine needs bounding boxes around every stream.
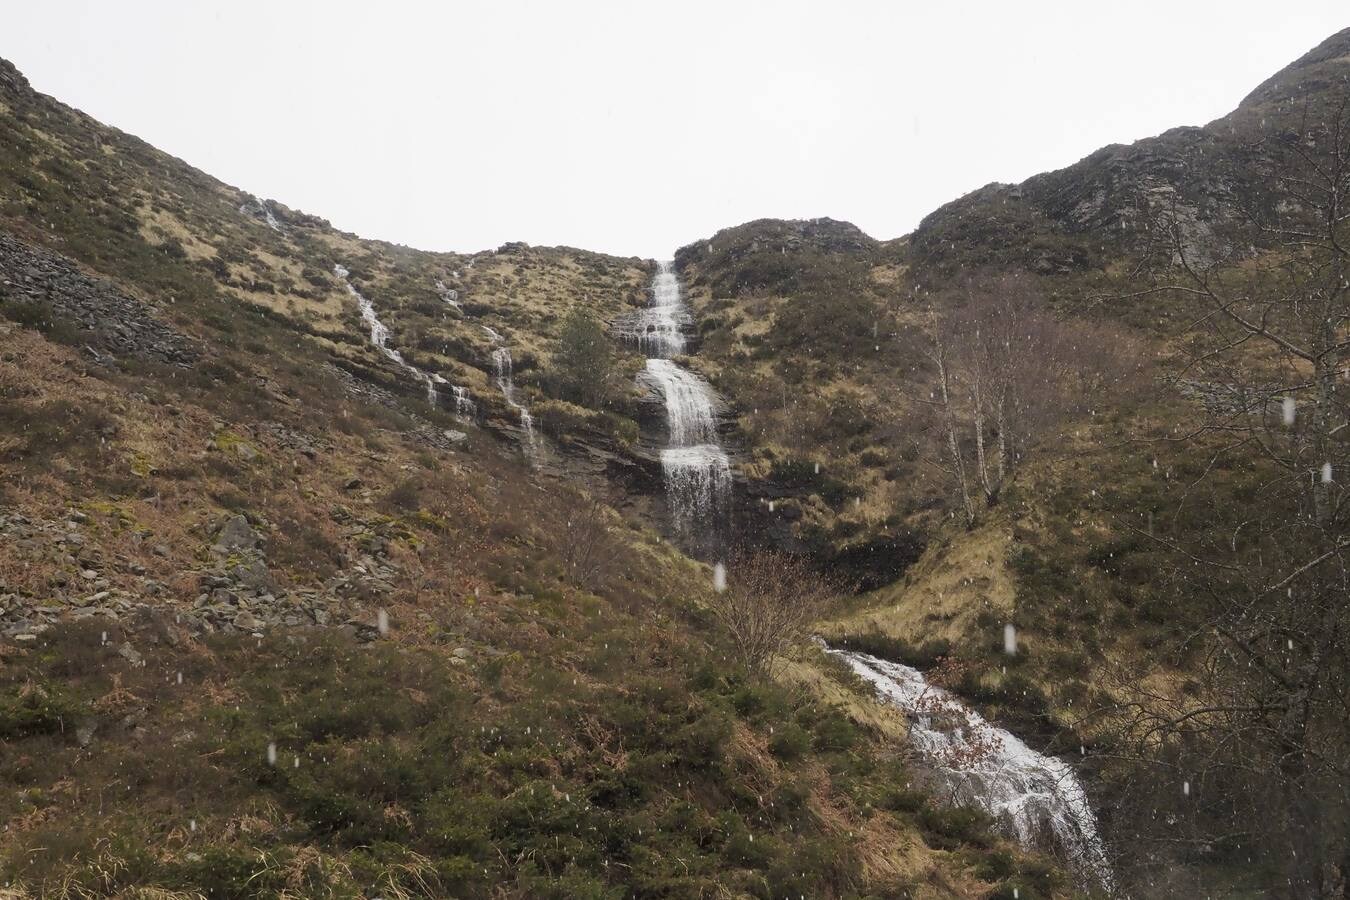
[823,644,1115,892]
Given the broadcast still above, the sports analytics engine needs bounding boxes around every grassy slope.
[0,59,1067,898]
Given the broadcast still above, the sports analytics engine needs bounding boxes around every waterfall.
[492,348,516,403]
[823,645,1115,892]
[627,261,731,544]
[333,263,466,413]
[241,194,283,232]
[642,359,720,445]
[614,263,688,357]
[452,385,477,420]
[434,279,462,311]
[487,339,539,465]
[428,372,447,405]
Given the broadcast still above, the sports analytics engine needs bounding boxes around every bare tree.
[706,551,839,676]
[927,312,977,525]
[1131,99,1350,528]
[1095,94,1350,897]
[914,276,1140,524]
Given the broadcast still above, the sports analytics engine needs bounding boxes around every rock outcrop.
[0,232,197,366]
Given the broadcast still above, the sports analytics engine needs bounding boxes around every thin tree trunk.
[935,342,975,525]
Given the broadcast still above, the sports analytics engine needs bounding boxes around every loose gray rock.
[212,515,260,555]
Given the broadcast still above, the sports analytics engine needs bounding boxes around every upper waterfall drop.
[615,261,689,358]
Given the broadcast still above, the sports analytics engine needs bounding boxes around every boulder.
[212,515,260,555]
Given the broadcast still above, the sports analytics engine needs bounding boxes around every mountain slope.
[4,24,1350,899]
[0,55,1062,899]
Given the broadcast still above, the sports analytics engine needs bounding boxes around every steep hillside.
[0,55,1069,899]
[0,56,659,482]
[909,27,1350,290]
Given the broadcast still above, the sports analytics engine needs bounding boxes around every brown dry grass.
[822,520,1016,649]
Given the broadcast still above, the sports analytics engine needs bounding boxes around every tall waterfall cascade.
[824,645,1115,892]
[615,263,689,357]
[627,262,731,544]
[452,385,477,421]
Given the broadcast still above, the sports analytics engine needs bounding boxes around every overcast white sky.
[5,2,1347,257]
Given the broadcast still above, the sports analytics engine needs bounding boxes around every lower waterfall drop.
[824,645,1115,892]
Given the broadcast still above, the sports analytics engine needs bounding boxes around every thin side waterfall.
[626,261,730,545]
[452,385,477,421]
[240,194,283,232]
[488,341,540,465]
[823,645,1115,893]
[334,264,466,412]
[434,279,462,311]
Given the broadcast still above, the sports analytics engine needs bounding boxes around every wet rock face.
[0,232,198,366]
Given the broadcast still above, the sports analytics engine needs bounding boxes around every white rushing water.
[824,646,1114,892]
[615,263,688,357]
[489,343,540,465]
[452,385,477,421]
[434,279,462,311]
[626,262,731,542]
[641,359,720,446]
[241,194,283,232]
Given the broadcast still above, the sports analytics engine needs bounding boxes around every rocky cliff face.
[0,58,30,96]
[911,27,1350,282]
